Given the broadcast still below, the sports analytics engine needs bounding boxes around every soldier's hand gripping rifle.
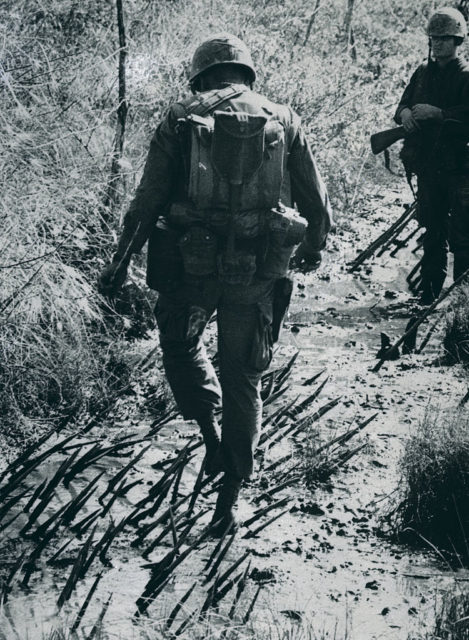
[370,119,469,156]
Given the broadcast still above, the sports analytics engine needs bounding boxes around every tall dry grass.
[392,406,469,566]
[444,283,469,363]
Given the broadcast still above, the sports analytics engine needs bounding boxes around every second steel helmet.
[190,33,256,84]
[427,7,467,38]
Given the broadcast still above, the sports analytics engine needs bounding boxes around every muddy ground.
[0,186,468,640]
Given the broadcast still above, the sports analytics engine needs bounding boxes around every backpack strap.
[183,85,248,118]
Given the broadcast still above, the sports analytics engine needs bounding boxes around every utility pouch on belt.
[178,226,218,276]
[146,221,183,292]
[217,251,256,286]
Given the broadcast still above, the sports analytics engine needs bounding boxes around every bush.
[393,407,469,566]
[444,284,469,363]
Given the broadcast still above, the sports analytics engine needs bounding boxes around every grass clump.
[411,588,469,640]
[444,284,469,364]
[393,407,469,566]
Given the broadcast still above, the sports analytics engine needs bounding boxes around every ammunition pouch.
[146,221,183,292]
[178,226,218,277]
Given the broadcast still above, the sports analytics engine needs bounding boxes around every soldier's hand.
[290,247,322,272]
[411,104,443,122]
[97,261,128,297]
[400,108,420,133]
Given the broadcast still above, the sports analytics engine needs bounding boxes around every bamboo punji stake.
[70,571,103,633]
[165,580,198,630]
[20,449,81,536]
[242,497,290,529]
[85,592,113,640]
[244,508,290,539]
[302,368,326,386]
[57,525,97,609]
[228,559,251,619]
[98,443,152,505]
[261,395,299,431]
[1,551,27,603]
[135,524,215,616]
[313,413,378,455]
[205,532,237,583]
[275,351,299,387]
[0,487,31,525]
[373,266,469,372]
[0,408,78,484]
[288,377,329,417]
[71,508,102,537]
[243,584,262,623]
[348,202,417,271]
[61,472,105,526]
[214,551,251,591]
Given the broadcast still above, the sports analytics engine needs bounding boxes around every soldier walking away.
[98,33,333,535]
[394,7,469,305]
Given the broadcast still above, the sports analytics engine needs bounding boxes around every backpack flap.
[212,111,267,185]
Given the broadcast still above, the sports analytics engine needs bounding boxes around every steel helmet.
[190,33,256,84]
[427,7,467,39]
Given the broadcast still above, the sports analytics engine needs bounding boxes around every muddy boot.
[210,474,241,537]
[196,412,222,476]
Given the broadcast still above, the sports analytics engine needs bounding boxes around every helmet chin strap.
[428,39,432,63]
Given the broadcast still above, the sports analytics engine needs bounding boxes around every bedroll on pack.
[187,110,286,230]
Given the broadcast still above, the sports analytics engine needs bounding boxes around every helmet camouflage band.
[190,32,256,84]
[427,7,467,39]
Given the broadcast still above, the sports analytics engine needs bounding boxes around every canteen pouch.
[178,226,218,276]
[146,222,183,292]
[259,206,307,279]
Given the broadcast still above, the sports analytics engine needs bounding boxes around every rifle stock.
[370,126,405,155]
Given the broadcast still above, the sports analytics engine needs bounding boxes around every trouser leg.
[450,174,469,281]
[217,289,274,481]
[155,287,221,421]
[417,174,450,301]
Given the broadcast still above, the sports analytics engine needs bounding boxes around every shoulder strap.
[183,85,247,117]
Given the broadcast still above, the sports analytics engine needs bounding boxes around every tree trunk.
[304,0,322,46]
[103,0,129,215]
[343,0,357,61]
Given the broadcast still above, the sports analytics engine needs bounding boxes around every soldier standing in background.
[99,33,332,535]
[394,7,469,305]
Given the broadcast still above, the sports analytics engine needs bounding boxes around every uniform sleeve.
[442,72,469,123]
[287,118,333,252]
[114,107,182,262]
[394,67,421,124]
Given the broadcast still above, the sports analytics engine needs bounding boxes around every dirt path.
[0,190,468,640]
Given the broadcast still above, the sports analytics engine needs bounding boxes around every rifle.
[370,119,469,155]
[370,126,405,155]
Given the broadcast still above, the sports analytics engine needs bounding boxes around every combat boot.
[196,412,222,476]
[210,474,242,537]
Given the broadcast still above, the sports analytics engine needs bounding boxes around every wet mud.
[0,191,468,639]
